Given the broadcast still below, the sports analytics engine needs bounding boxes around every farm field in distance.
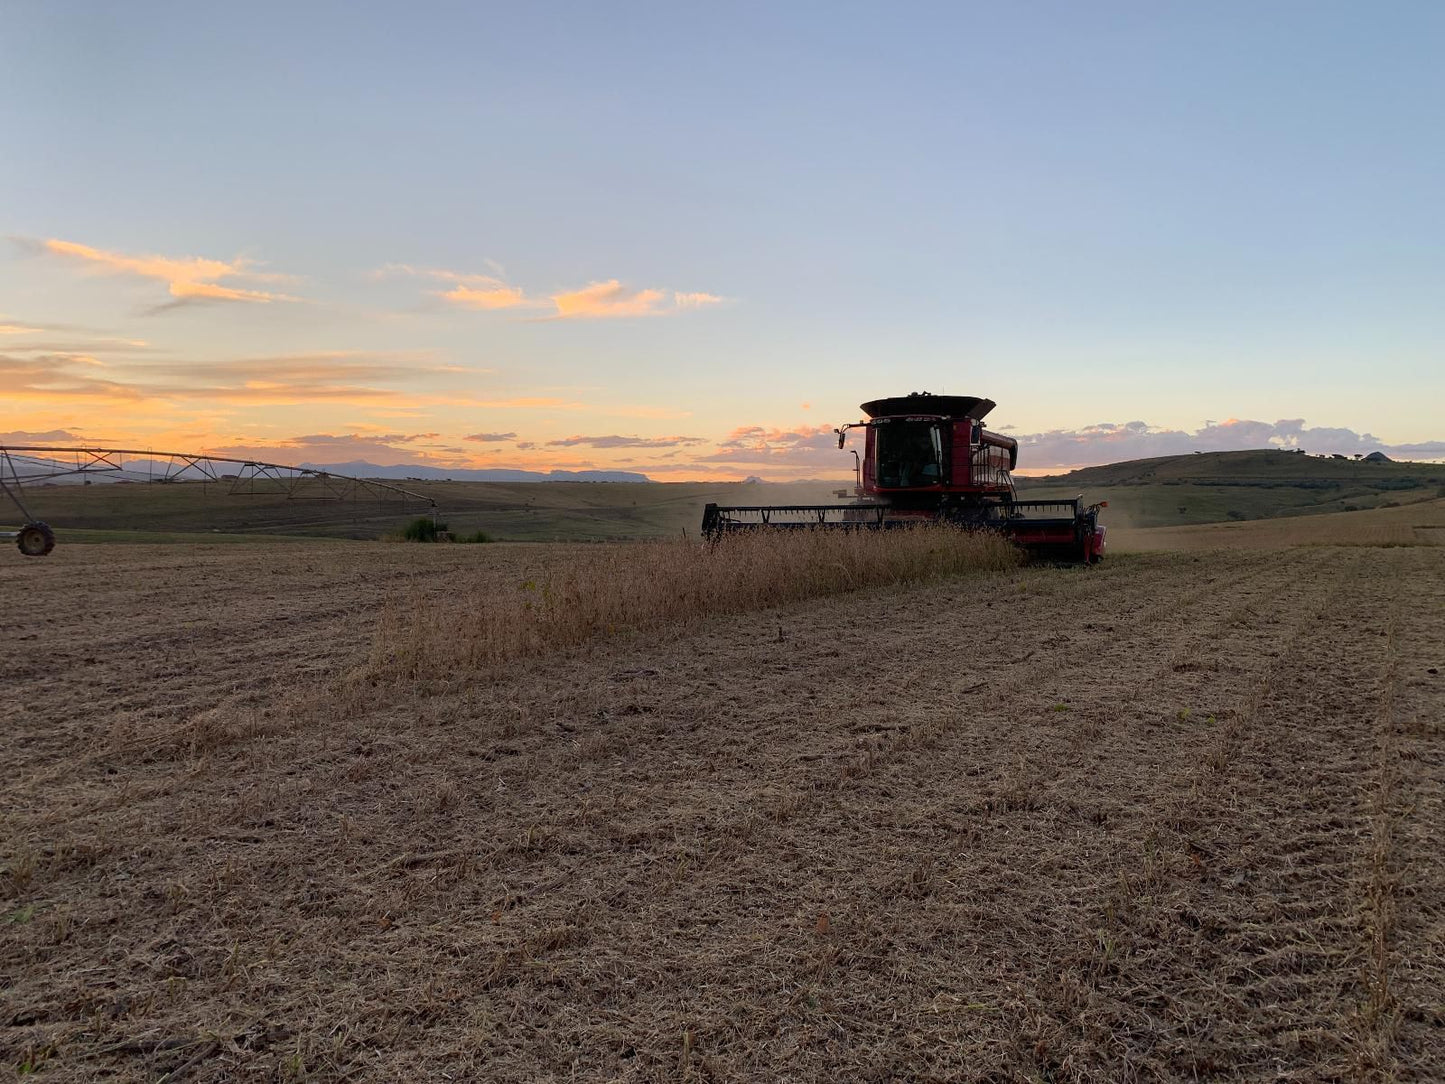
[1019,449,1445,529]
[7,449,1445,544]
[4,475,845,543]
[2,506,1443,1079]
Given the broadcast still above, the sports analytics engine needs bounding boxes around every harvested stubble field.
[2,524,1443,1081]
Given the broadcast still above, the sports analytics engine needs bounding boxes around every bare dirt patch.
[2,541,1442,1080]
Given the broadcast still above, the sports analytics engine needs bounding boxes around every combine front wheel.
[16,521,56,557]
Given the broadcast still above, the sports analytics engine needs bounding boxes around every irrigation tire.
[16,521,56,558]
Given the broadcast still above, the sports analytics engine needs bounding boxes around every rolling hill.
[1017,449,1445,529]
[6,448,1443,542]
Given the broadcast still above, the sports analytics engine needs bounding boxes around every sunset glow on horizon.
[4,4,1443,479]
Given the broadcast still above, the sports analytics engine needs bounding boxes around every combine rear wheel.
[16,521,56,557]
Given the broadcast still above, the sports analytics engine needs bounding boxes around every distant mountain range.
[298,461,653,484]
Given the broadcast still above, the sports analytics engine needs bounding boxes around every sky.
[3,1,1443,479]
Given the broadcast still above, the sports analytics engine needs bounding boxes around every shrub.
[369,526,1021,679]
[400,517,446,543]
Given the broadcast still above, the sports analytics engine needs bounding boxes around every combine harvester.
[702,392,1106,562]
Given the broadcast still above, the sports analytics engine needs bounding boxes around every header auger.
[702,391,1106,562]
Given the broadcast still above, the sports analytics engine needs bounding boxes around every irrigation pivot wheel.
[16,521,56,557]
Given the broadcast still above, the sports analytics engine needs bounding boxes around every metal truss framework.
[0,445,438,517]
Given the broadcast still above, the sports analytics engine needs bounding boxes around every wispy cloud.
[380,264,535,310]
[673,291,724,309]
[376,263,534,311]
[1,352,148,401]
[548,282,725,319]
[2,338,156,354]
[464,431,519,443]
[442,282,529,310]
[132,351,456,386]
[202,431,457,467]
[0,349,463,407]
[545,433,706,448]
[550,281,666,319]
[379,263,724,320]
[696,424,843,469]
[40,238,302,307]
[0,315,155,352]
[0,428,85,444]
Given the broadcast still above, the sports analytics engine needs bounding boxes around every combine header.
[702,392,1106,562]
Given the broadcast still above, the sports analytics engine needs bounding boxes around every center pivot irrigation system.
[1,446,438,557]
[702,391,1107,562]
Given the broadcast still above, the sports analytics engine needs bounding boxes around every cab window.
[875,421,943,487]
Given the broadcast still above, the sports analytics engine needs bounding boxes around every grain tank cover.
[860,393,996,421]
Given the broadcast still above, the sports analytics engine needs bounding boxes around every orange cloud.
[546,433,705,448]
[201,432,461,466]
[380,263,724,319]
[696,424,847,473]
[673,291,724,309]
[546,282,725,319]
[0,353,146,401]
[441,282,529,309]
[377,264,534,310]
[0,348,467,408]
[43,239,301,305]
[551,280,666,319]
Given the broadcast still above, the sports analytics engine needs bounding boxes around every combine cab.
[701,392,1105,562]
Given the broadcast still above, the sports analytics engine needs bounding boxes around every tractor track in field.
[2,544,1442,1081]
[1,543,590,773]
[482,549,1350,1079]
[1363,554,1445,1080]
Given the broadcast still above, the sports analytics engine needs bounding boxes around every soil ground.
[2,524,1442,1081]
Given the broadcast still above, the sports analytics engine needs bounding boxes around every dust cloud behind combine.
[2,507,1442,1080]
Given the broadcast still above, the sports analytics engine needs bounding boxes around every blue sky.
[3,2,1442,476]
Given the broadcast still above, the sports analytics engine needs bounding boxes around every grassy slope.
[6,449,1442,542]
[1017,449,1445,528]
[4,479,844,543]
[1108,495,1445,551]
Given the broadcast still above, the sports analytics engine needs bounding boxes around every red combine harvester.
[701,392,1106,562]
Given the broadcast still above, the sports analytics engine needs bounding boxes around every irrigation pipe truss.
[0,445,438,511]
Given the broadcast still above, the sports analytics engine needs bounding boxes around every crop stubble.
[1,540,1442,1081]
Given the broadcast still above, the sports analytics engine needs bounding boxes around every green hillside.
[3,478,843,542]
[7,449,1443,543]
[1017,450,1445,528]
